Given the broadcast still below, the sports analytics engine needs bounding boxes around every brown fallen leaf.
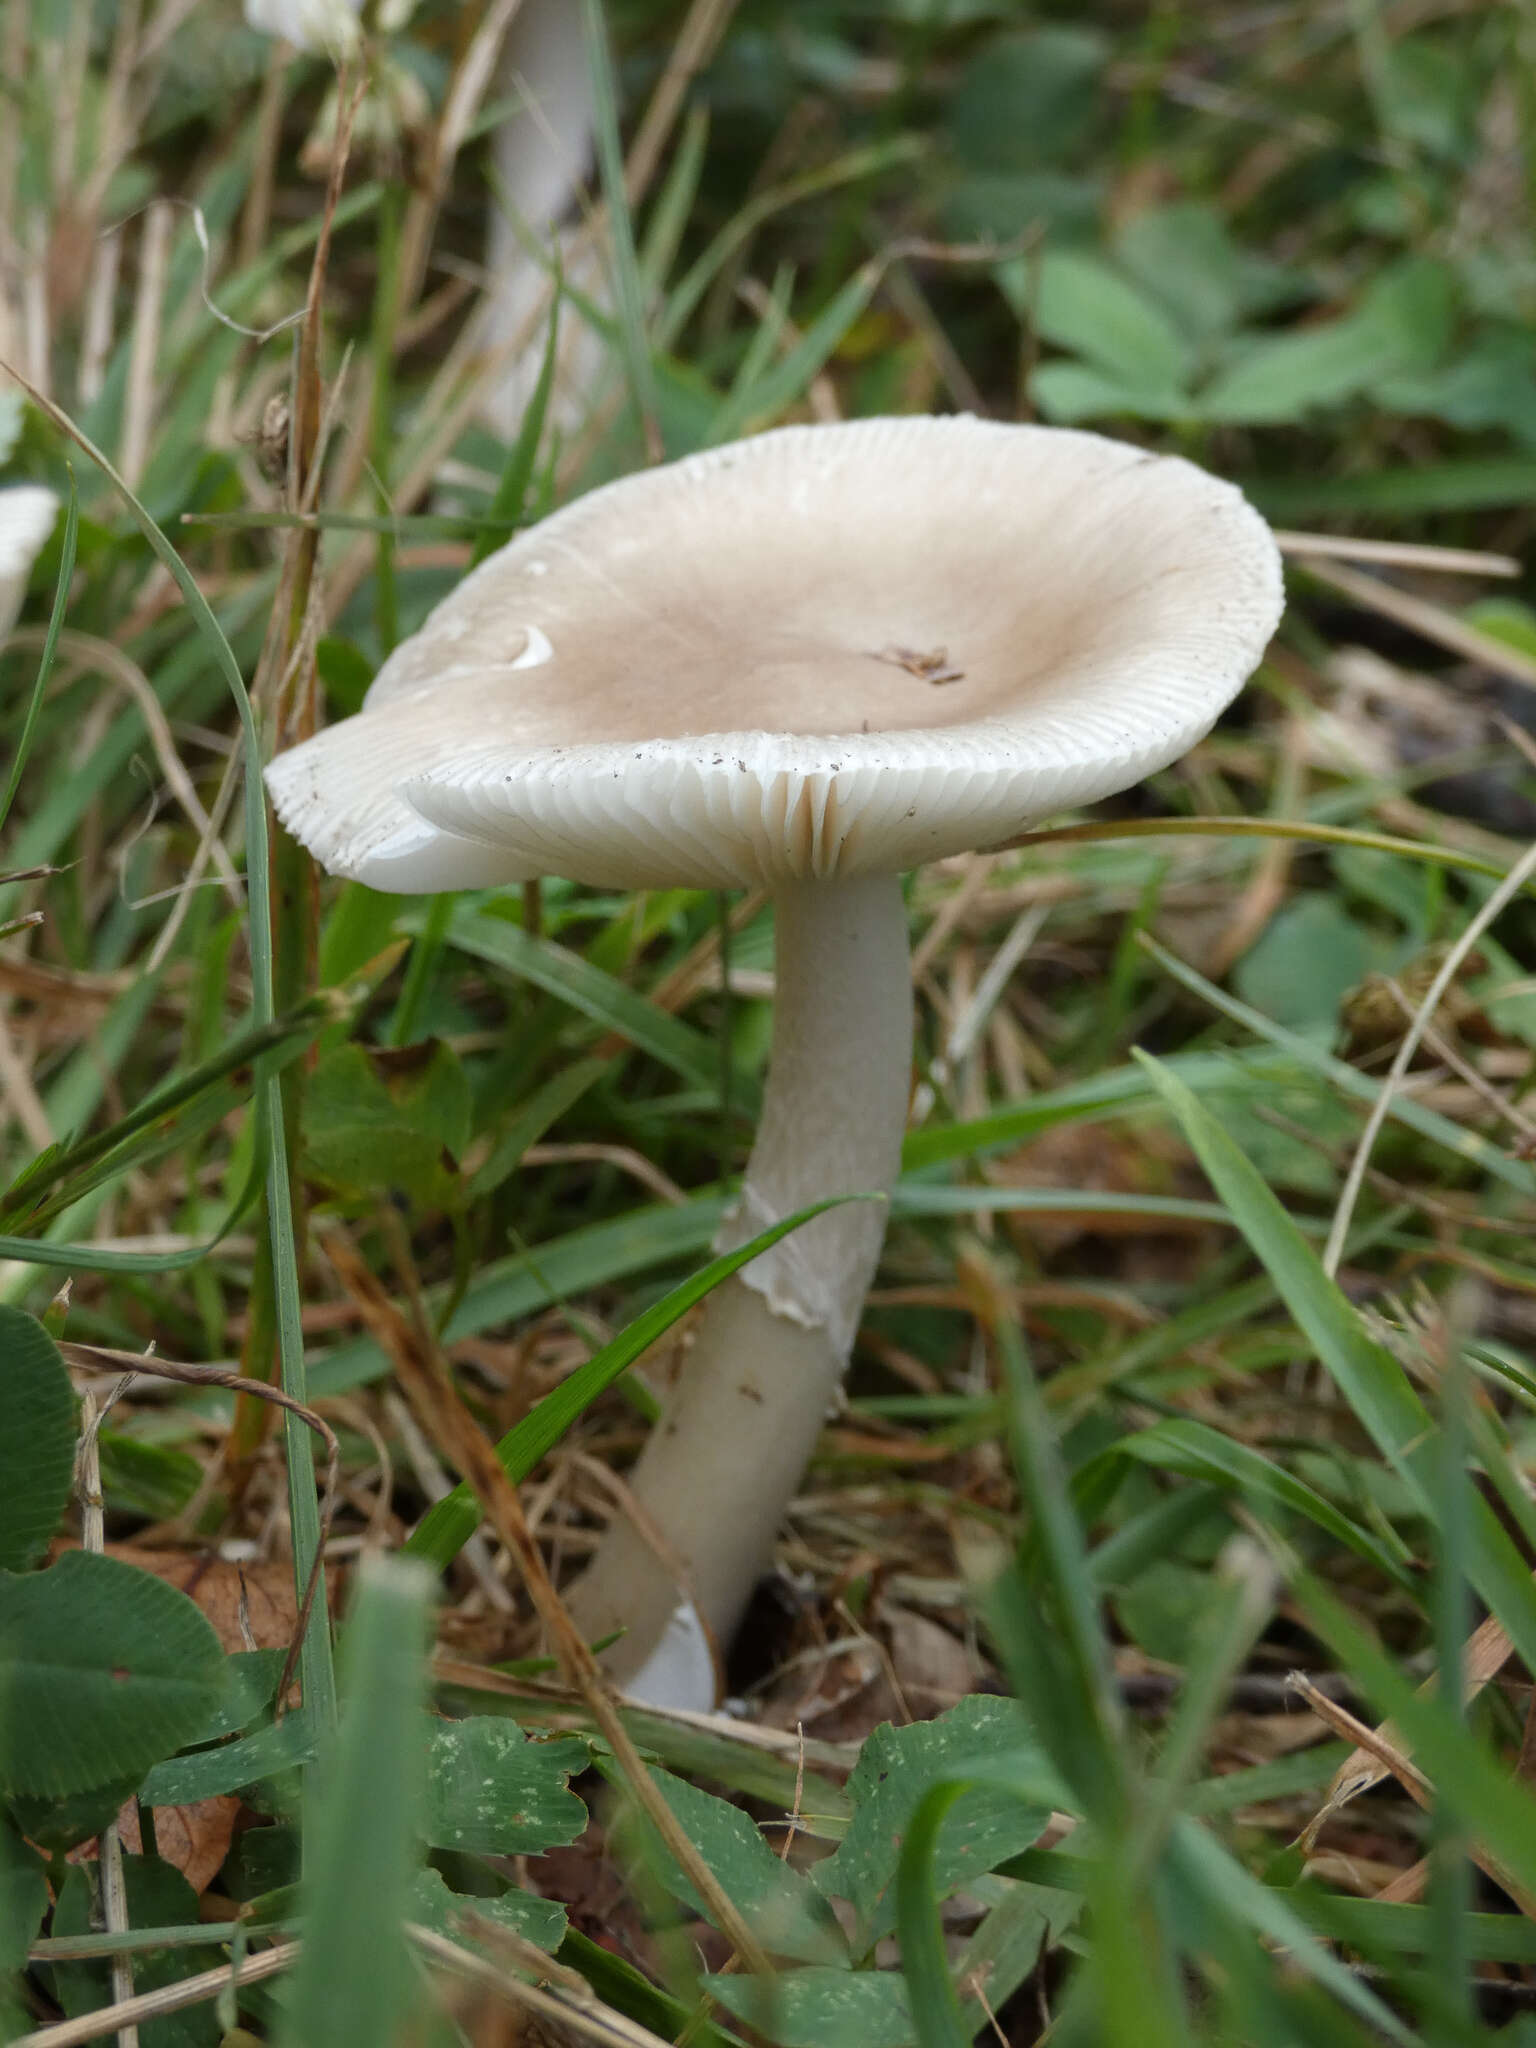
[126,1796,240,1895]
[883,1606,978,1716]
[67,1795,239,1897]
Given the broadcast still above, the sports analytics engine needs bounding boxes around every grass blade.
[404,1194,874,1571]
[16,378,335,1726]
[1138,1051,1536,1676]
[279,1557,432,2047]
[895,1781,973,2048]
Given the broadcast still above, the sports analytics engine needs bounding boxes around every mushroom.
[481,0,604,439]
[265,415,1283,1698]
[0,487,59,645]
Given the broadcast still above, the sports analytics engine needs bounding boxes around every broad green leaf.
[0,1552,226,1797]
[813,1698,1055,1949]
[407,1866,566,1955]
[1200,259,1456,424]
[483,1683,852,1827]
[5,1772,145,1853]
[0,1307,76,1570]
[946,170,1101,245]
[1013,250,1192,390]
[947,26,1107,173]
[1233,894,1391,1032]
[0,1814,46,1974]
[1113,1559,1215,1665]
[1376,325,1536,444]
[281,1558,433,2048]
[708,1968,914,2048]
[424,1717,589,1856]
[1028,362,1190,425]
[1115,202,1301,343]
[202,1650,289,1739]
[1375,33,1476,158]
[305,1039,470,1211]
[622,1766,848,1966]
[51,1857,217,2048]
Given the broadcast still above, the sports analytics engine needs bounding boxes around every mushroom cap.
[266,416,1283,891]
[0,486,60,645]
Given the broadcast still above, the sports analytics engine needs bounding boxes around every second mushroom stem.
[567,870,914,1690]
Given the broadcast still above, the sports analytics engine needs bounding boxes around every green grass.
[2,2,1536,2043]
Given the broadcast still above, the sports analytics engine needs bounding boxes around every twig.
[1275,531,1520,578]
[10,1946,294,2048]
[423,1919,677,2047]
[430,1652,862,1777]
[1295,553,1536,692]
[1377,977,1536,1148]
[622,0,739,205]
[318,1223,774,1976]
[13,1920,676,2048]
[520,1142,687,1207]
[119,199,171,490]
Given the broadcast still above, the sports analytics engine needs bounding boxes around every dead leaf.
[883,1607,978,1715]
[67,1795,239,1897]
[125,1797,240,1894]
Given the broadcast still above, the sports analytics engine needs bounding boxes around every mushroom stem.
[566,871,913,1693]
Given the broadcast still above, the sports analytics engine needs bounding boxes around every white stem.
[567,874,913,1693]
[481,0,598,438]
